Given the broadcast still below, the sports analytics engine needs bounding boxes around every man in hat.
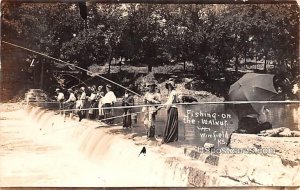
[65,88,76,118]
[102,84,117,124]
[55,88,65,115]
[142,80,161,138]
[122,84,135,128]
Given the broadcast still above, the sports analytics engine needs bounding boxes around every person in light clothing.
[97,85,105,120]
[75,91,84,121]
[65,88,76,118]
[79,87,87,118]
[55,88,65,115]
[102,84,117,124]
[142,81,161,138]
[162,80,179,143]
[88,87,97,119]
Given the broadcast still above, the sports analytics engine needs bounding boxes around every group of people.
[54,78,180,144]
[142,79,179,143]
[55,84,117,122]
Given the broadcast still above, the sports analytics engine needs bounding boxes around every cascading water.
[0,105,190,187]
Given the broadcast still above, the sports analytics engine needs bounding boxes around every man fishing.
[55,88,65,115]
[65,88,76,118]
[142,81,161,138]
[122,85,135,128]
[102,84,117,124]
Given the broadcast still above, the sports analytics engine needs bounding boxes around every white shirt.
[102,91,117,104]
[165,90,177,108]
[89,93,97,101]
[80,92,86,100]
[66,93,76,102]
[57,92,64,101]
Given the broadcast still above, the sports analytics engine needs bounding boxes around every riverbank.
[0,103,299,187]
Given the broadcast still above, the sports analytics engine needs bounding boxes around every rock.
[204,143,214,149]
[260,127,300,137]
[180,95,198,103]
[259,127,285,137]
[229,133,300,164]
[292,131,300,137]
[279,128,292,137]
[183,147,219,166]
[218,153,300,186]
[219,133,300,186]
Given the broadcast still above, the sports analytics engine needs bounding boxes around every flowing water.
[0,105,189,187]
[1,102,298,186]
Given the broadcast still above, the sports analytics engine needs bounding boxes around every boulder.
[218,133,300,186]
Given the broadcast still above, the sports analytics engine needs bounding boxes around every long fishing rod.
[2,41,142,97]
[45,111,144,135]
[58,100,300,112]
[71,76,94,89]
[97,110,144,122]
[60,73,89,89]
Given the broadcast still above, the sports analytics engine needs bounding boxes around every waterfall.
[21,106,189,186]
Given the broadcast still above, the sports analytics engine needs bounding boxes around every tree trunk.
[108,58,111,74]
[244,50,247,65]
[33,61,39,88]
[148,63,152,73]
[40,61,44,89]
[255,55,258,69]
[264,58,267,71]
[235,55,239,74]
[107,42,112,74]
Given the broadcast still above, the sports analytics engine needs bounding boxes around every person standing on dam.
[142,81,161,138]
[55,88,65,115]
[122,85,135,128]
[162,79,179,143]
[88,86,97,119]
[102,84,117,124]
[65,88,76,118]
[79,87,87,118]
[97,85,105,120]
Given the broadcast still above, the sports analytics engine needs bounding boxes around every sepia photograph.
[0,0,300,187]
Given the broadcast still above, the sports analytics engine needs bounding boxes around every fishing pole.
[97,110,144,122]
[57,100,300,112]
[60,73,89,89]
[2,41,142,97]
[44,111,143,135]
[71,76,94,89]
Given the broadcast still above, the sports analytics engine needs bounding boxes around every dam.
[0,103,299,187]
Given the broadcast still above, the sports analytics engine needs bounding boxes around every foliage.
[2,2,299,81]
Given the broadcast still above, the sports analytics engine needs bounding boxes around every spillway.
[0,105,193,187]
[1,104,299,187]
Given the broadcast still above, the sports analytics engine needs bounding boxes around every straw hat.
[166,80,176,88]
[55,88,60,92]
[68,88,73,92]
[106,84,112,89]
[80,87,85,91]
